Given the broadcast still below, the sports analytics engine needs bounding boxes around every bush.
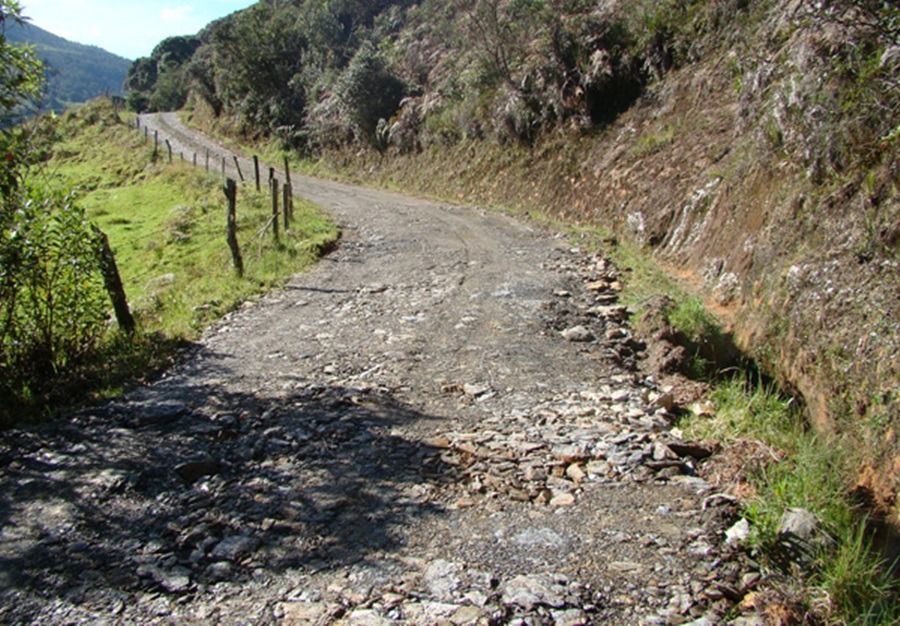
[0,182,109,418]
[336,42,406,143]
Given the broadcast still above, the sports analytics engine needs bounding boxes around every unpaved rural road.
[0,114,746,625]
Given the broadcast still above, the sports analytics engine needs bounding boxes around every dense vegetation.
[5,19,129,114]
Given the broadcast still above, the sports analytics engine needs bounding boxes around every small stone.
[205,561,233,581]
[501,574,568,610]
[451,606,483,624]
[160,570,191,593]
[280,602,341,625]
[127,399,188,427]
[565,463,586,483]
[778,508,819,542]
[561,325,594,342]
[667,441,717,460]
[424,560,462,602]
[549,493,576,507]
[725,519,750,546]
[552,609,589,626]
[346,609,392,626]
[174,455,219,484]
[210,534,258,561]
[653,442,678,461]
[462,383,491,397]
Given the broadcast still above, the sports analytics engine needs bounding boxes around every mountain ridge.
[6,19,130,112]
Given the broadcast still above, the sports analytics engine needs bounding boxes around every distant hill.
[6,20,130,112]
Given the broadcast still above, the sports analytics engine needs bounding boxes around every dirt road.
[0,114,744,625]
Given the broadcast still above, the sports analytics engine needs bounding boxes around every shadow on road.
[0,349,455,621]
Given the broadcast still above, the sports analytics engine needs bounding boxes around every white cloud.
[160,5,193,23]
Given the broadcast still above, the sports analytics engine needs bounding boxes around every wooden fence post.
[233,156,245,182]
[283,156,291,183]
[193,153,197,167]
[165,139,172,163]
[136,117,140,129]
[222,156,226,178]
[271,178,280,243]
[268,166,274,185]
[93,226,135,334]
[253,155,260,191]
[283,181,290,230]
[205,149,210,172]
[144,126,148,142]
[154,130,159,157]
[223,179,244,278]
[180,151,184,162]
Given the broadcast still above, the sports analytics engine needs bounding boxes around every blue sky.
[20,0,257,60]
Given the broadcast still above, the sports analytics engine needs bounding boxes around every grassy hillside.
[6,20,130,112]
[4,98,337,419]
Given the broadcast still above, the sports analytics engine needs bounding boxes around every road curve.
[0,113,742,625]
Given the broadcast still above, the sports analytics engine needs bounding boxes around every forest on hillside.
[6,20,129,113]
[127,0,897,172]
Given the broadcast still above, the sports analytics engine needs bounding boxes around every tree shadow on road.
[0,351,457,622]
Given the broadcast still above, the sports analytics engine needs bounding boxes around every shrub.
[0,182,109,418]
[336,42,406,143]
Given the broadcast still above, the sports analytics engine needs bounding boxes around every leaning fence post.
[271,178,280,243]
[222,156,226,178]
[93,226,135,334]
[233,156,245,182]
[283,155,291,183]
[223,178,244,278]
[253,155,260,191]
[165,139,173,163]
[154,130,159,157]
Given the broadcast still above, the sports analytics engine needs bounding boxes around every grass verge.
[681,378,898,623]
[4,99,337,421]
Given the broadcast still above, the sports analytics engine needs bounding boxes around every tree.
[336,41,405,143]
[1,0,43,192]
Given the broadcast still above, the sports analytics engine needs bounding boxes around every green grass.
[10,98,339,415]
[631,124,676,157]
[682,378,899,624]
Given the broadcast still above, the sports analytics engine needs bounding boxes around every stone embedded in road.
[210,534,259,561]
[501,574,569,610]
[174,455,219,484]
[423,559,463,602]
[549,492,576,507]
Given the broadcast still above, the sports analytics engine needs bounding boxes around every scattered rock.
[561,326,594,342]
[725,519,750,546]
[424,560,463,602]
[549,492,576,507]
[501,574,568,610]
